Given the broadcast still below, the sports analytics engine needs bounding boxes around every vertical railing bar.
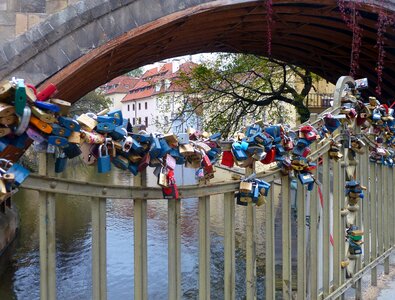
[310,162,319,300]
[134,171,148,300]
[224,192,235,300]
[355,154,363,299]
[370,163,377,286]
[282,176,292,300]
[92,197,107,300]
[363,154,370,268]
[333,159,341,291]
[199,195,211,300]
[339,157,346,295]
[383,166,390,275]
[168,199,181,300]
[297,181,306,300]
[322,153,330,296]
[392,168,395,247]
[246,165,256,300]
[39,152,56,300]
[265,184,275,300]
[377,165,383,257]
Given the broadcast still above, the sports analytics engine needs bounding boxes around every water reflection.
[0,165,281,299]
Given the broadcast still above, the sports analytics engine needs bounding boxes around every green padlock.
[14,79,27,116]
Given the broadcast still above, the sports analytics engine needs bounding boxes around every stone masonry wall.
[0,0,78,42]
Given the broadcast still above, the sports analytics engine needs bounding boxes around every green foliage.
[171,53,314,137]
[70,90,112,115]
[127,67,144,77]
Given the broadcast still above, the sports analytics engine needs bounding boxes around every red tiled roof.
[104,76,139,94]
[121,61,197,102]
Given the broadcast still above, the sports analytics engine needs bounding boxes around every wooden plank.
[282,176,292,299]
[377,165,383,257]
[383,166,390,275]
[363,154,370,268]
[199,196,211,300]
[224,192,235,300]
[168,199,181,300]
[92,197,107,300]
[134,171,148,300]
[265,185,275,300]
[297,181,306,300]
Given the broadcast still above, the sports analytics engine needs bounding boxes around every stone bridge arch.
[0,0,394,102]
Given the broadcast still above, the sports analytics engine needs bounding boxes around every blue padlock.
[62,143,82,159]
[265,125,282,143]
[169,148,185,165]
[209,132,221,141]
[159,138,172,157]
[128,163,139,176]
[109,126,127,140]
[131,133,151,143]
[112,155,129,170]
[55,152,68,173]
[252,184,260,203]
[48,136,68,147]
[231,142,248,161]
[6,163,30,186]
[97,144,111,173]
[298,172,314,186]
[97,116,116,124]
[107,109,123,126]
[58,116,81,132]
[246,124,261,137]
[256,179,271,196]
[52,124,72,137]
[149,136,162,159]
[34,101,60,112]
[96,122,116,134]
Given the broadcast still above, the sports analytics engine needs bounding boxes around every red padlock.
[260,148,276,164]
[37,83,57,101]
[221,151,234,168]
[202,154,213,173]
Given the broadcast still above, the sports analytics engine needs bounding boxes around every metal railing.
[19,76,395,299]
[306,93,333,108]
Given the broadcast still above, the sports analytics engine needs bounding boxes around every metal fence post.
[39,152,57,300]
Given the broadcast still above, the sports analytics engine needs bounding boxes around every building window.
[145,102,148,110]
[132,104,135,110]
[138,117,141,124]
[145,117,148,127]
[138,103,141,110]
[127,104,130,111]
[133,118,136,125]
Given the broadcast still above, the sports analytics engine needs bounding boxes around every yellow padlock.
[77,114,97,132]
[68,131,81,144]
[50,98,71,116]
[0,103,15,117]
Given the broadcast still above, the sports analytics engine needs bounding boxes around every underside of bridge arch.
[1,0,395,102]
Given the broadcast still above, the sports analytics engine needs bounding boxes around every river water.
[0,164,277,299]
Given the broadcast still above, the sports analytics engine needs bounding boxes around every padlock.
[0,143,27,163]
[185,153,202,168]
[96,122,116,134]
[236,193,248,206]
[4,162,29,186]
[77,114,98,132]
[34,101,60,112]
[177,133,189,145]
[58,116,81,132]
[195,168,205,180]
[107,109,123,126]
[158,167,169,187]
[0,114,17,126]
[0,177,9,202]
[30,115,53,134]
[0,103,15,117]
[138,152,150,172]
[0,81,15,103]
[31,106,57,123]
[81,130,105,144]
[231,142,248,161]
[0,127,11,137]
[159,138,172,157]
[48,136,68,147]
[128,163,139,176]
[52,124,72,138]
[14,79,26,116]
[246,124,261,137]
[97,144,111,173]
[108,126,126,141]
[260,147,276,164]
[265,125,282,143]
[202,153,213,174]
[55,151,68,173]
[62,143,82,159]
[149,136,162,159]
[164,133,179,147]
[298,172,314,185]
[169,148,185,165]
[80,143,97,165]
[68,131,81,144]
[240,181,253,193]
[37,83,57,101]
[112,155,129,170]
[209,132,221,141]
[26,127,46,143]
[97,116,116,124]
[50,99,71,115]
[221,151,234,168]
[179,143,195,156]
[195,141,211,153]
[131,133,151,143]
[165,154,176,170]
[256,193,266,206]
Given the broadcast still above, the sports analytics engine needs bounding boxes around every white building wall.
[107,93,127,110]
